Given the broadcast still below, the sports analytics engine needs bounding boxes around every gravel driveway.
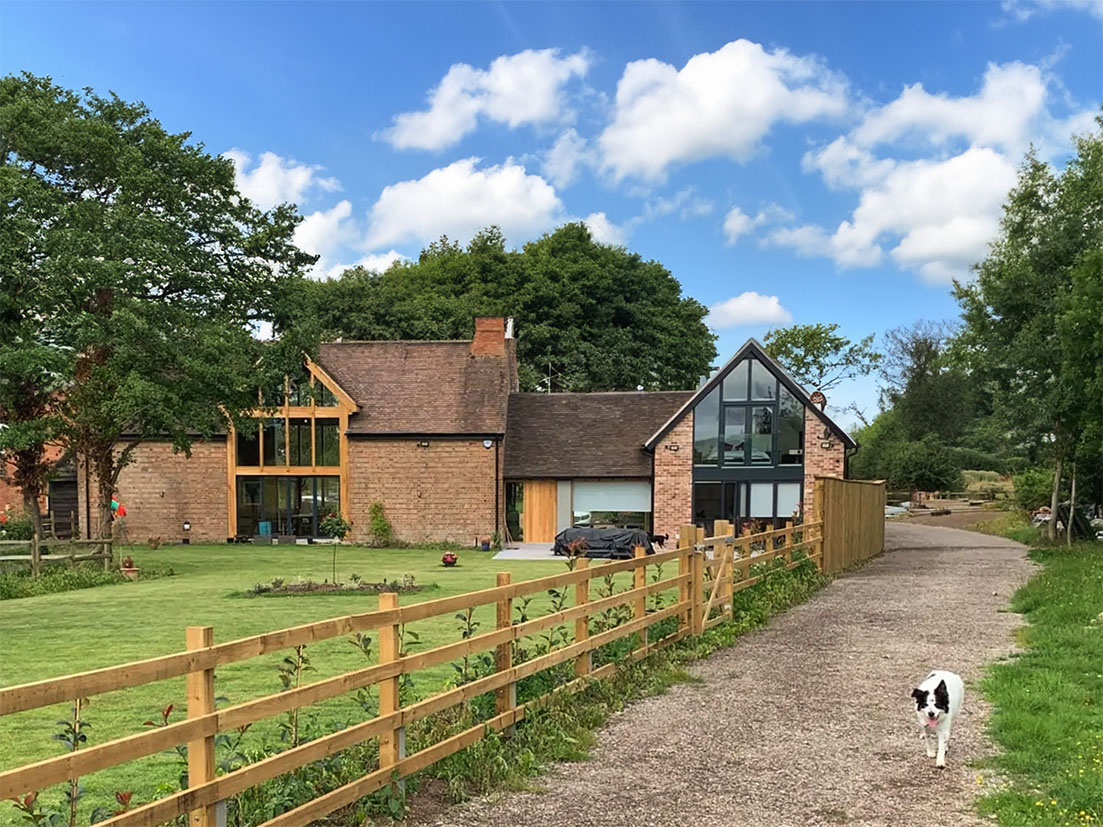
[423,522,1032,827]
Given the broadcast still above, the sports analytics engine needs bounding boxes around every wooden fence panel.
[815,477,886,573]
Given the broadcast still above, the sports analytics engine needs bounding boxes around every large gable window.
[694,357,792,468]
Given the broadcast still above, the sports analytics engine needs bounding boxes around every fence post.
[574,558,591,677]
[713,520,733,619]
[690,528,704,636]
[185,626,216,827]
[813,477,827,572]
[633,546,647,651]
[678,524,695,632]
[495,572,516,727]
[378,592,405,793]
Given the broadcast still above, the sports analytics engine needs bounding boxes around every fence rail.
[0,518,835,827]
[0,538,113,575]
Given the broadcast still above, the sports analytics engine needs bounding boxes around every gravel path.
[424,522,1032,827]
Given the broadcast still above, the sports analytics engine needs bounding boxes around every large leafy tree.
[763,323,881,395]
[954,121,1103,534]
[0,74,316,537]
[306,224,716,392]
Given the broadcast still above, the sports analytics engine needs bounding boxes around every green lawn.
[0,543,581,821]
[978,540,1103,827]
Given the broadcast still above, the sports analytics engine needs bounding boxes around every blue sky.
[4,0,1100,425]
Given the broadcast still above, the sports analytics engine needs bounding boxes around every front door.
[521,480,558,543]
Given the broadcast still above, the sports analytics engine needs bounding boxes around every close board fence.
[0,520,825,827]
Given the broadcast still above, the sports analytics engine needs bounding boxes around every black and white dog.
[911,670,964,768]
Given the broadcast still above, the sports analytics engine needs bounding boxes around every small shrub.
[0,506,34,541]
[368,502,393,547]
[319,512,350,540]
[1012,468,1055,511]
[0,562,174,600]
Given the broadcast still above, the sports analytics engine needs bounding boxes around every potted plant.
[479,536,491,551]
[120,555,140,581]
[441,551,458,567]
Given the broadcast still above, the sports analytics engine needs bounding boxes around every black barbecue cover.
[552,527,654,559]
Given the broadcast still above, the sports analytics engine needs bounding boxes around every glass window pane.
[779,386,804,465]
[722,407,746,466]
[315,382,338,407]
[750,483,774,518]
[320,476,340,516]
[260,477,283,536]
[235,421,260,466]
[315,418,339,466]
[693,482,722,534]
[289,418,312,466]
[777,483,802,522]
[262,419,286,466]
[692,386,719,465]
[291,477,314,536]
[750,359,776,401]
[750,405,773,465]
[722,361,749,401]
[236,477,262,536]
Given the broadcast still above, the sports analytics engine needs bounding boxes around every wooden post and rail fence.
[0,537,114,577]
[0,478,883,827]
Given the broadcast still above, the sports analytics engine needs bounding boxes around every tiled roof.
[317,341,514,435]
[504,391,693,479]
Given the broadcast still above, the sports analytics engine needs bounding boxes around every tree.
[306,224,717,392]
[954,121,1102,537]
[879,321,974,444]
[763,323,881,395]
[1,74,317,538]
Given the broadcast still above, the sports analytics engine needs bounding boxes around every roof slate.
[317,341,513,435]
[504,391,693,479]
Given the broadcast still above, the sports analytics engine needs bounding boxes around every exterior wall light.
[417,441,430,448]
[182,520,191,545]
[665,444,680,452]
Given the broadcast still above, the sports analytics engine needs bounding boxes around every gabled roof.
[317,341,513,435]
[505,391,693,479]
[643,338,857,450]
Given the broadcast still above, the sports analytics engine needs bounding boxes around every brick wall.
[652,416,693,543]
[82,441,230,543]
[802,406,846,517]
[0,445,66,515]
[347,438,500,544]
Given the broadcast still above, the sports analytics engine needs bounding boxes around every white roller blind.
[572,480,652,512]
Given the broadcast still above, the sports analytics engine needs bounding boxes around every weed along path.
[425,523,1033,827]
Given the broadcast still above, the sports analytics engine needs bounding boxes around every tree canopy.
[0,73,317,534]
[305,224,717,392]
[762,323,881,395]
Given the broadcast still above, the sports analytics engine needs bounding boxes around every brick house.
[16,317,854,545]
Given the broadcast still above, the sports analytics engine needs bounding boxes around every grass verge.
[977,539,1103,827]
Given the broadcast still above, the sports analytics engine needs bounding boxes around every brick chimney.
[471,316,506,357]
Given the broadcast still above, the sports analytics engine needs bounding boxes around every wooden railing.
[0,537,113,576]
[0,522,822,827]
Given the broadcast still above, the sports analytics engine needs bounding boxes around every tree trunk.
[90,444,116,542]
[1048,454,1063,542]
[22,486,44,578]
[1068,463,1076,548]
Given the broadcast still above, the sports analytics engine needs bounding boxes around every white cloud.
[706,292,793,329]
[381,49,591,151]
[542,128,595,189]
[223,149,340,211]
[851,62,1048,154]
[319,250,407,280]
[780,58,1095,283]
[771,147,1018,281]
[723,203,795,245]
[1002,0,1102,19]
[641,188,715,221]
[583,212,627,245]
[722,208,755,245]
[365,158,565,248]
[598,39,850,180]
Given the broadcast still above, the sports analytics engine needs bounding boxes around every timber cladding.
[520,479,558,543]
